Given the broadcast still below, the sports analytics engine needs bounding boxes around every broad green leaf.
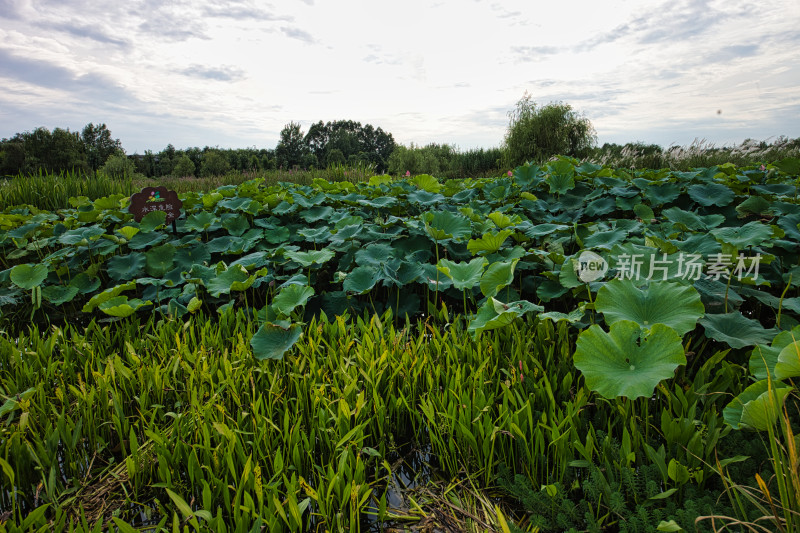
[467,298,543,336]
[107,253,147,281]
[98,296,151,318]
[184,211,218,232]
[688,183,735,207]
[116,226,140,241]
[206,265,255,297]
[355,244,394,267]
[662,207,725,231]
[699,312,775,349]
[411,174,441,193]
[250,323,302,360]
[710,221,774,248]
[436,258,487,291]
[468,230,514,256]
[479,259,518,298]
[595,280,704,336]
[222,214,250,237]
[774,340,800,379]
[723,379,793,431]
[273,285,314,316]
[41,285,79,305]
[423,211,472,241]
[10,263,48,290]
[145,244,176,277]
[82,281,137,312]
[487,212,521,229]
[343,266,380,294]
[139,210,167,232]
[574,321,686,399]
[285,249,335,268]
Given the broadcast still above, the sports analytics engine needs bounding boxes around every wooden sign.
[129,187,183,223]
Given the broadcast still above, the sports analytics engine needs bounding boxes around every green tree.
[173,154,196,177]
[275,122,308,169]
[99,153,136,179]
[326,148,345,166]
[200,150,230,176]
[503,94,596,166]
[81,123,122,171]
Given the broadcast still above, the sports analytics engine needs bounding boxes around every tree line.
[0,98,602,179]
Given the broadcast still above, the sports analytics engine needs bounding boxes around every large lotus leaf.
[250,322,302,360]
[773,156,800,175]
[116,226,140,241]
[343,265,380,294]
[467,297,543,336]
[174,244,212,271]
[595,280,704,336]
[358,196,397,208]
[487,212,522,229]
[145,244,176,277]
[688,183,735,207]
[723,379,793,431]
[219,196,258,211]
[185,212,219,232]
[207,236,246,254]
[774,340,800,380]
[699,312,775,349]
[710,221,774,248]
[662,207,725,231]
[512,163,543,187]
[423,211,472,242]
[69,273,101,294]
[574,321,686,399]
[411,174,441,193]
[522,223,570,238]
[222,214,250,237]
[298,226,332,243]
[407,190,445,206]
[355,244,394,267]
[206,264,255,297]
[10,263,48,289]
[41,285,79,305]
[467,230,514,256]
[272,284,314,316]
[584,197,617,217]
[285,249,335,268]
[479,259,518,298]
[264,226,290,244]
[583,228,628,250]
[229,252,269,270]
[437,258,487,291]
[58,225,106,245]
[643,183,681,206]
[300,206,334,223]
[98,295,151,318]
[139,211,167,233]
[538,307,585,324]
[127,231,167,250]
[546,172,575,195]
[82,281,137,312]
[107,253,147,281]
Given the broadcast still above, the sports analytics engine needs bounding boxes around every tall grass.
[589,136,800,171]
[0,170,134,211]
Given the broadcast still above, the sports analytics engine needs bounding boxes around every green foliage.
[387,142,505,178]
[172,154,195,177]
[99,153,137,180]
[503,93,596,166]
[199,150,231,177]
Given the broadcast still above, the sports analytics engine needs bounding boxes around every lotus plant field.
[1,157,800,532]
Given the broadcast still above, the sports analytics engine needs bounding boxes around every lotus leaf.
[249,322,302,360]
[468,230,514,256]
[723,379,793,431]
[574,321,686,399]
[82,281,137,312]
[99,296,151,318]
[423,211,472,242]
[437,258,487,291]
[10,264,48,290]
[343,265,380,294]
[285,249,335,268]
[699,312,775,349]
[595,280,704,336]
[688,183,735,207]
[774,340,800,380]
[467,297,543,336]
[108,253,147,281]
[206,265,255,297]
[479,259,518,298]
[272,284,314,316]
[710,221,774,248]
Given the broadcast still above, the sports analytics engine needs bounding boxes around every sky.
[1,0,798,154]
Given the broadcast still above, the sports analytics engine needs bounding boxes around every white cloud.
[0,0,798,152]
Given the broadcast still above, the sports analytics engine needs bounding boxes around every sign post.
[129,187,183,234]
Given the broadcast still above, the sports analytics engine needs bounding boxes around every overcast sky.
[1,0,798,154]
